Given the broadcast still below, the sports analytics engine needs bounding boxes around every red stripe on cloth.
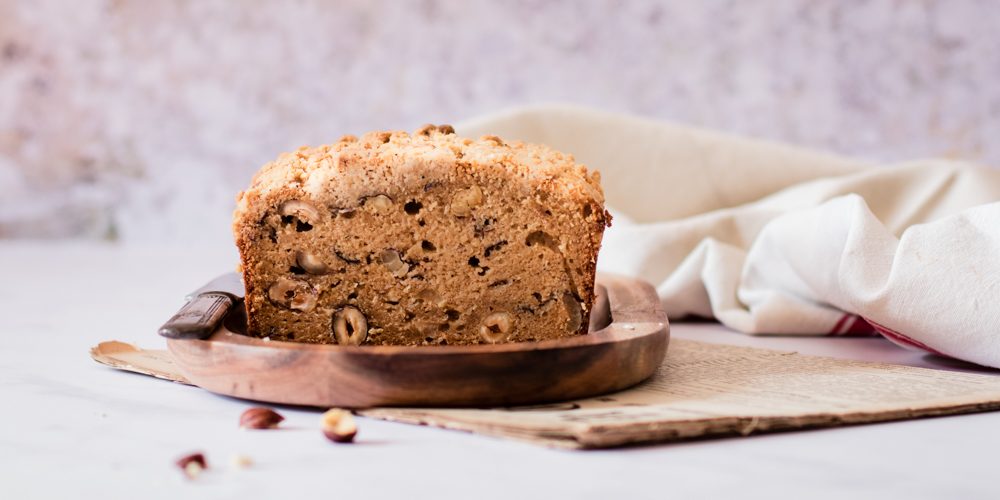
[863,318,948,357]
[827,314,879,337]
[828,314,852,336]
[842,315,878,337]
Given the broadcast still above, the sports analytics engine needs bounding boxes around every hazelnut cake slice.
[232,125,611,346]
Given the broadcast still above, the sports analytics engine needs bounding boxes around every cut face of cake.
[232,125,611,346]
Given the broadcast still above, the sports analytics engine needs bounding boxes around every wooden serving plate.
[166,273,668,408]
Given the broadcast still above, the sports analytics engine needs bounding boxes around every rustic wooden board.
[166,273,669,408]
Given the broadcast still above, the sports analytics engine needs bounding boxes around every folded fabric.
[460,105,1000,368]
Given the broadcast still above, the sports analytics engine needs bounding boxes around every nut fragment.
[295,251,328,275]
[321,409,357,443]
[379,249,409,277]
[562,293,583,333]
[367,131,391,144]
[333,306,369,346]
[267,277,318,311]
[405,241,427,260]
[481,134,504,146]
[415,124,455,136]
[415,123,436,136]
[176,452,207,479]
[364,194,394,214]
[415,288,447,308]
[384,288,402,304]
[239,407,285,429]
[229,454,253,470]
[451,185,483,217]
[278,199,320,223]
[479,312,513,343]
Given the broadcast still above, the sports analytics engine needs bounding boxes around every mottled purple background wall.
[1,0,997,242]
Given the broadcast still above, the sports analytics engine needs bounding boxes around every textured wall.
[1,0,997,242]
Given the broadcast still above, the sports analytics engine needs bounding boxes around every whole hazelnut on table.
[321,409,358,443]
[239,407,285,429]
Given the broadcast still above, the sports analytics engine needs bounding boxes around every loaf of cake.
[232,125,610,346]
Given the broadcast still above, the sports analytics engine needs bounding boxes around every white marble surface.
[2,0,998,240]
[3,242,1000,499]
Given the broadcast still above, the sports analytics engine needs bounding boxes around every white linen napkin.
[459,105,1000,368]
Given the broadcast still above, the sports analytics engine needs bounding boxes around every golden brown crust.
[233,125,610,346]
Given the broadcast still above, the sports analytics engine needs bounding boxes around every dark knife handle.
[158,292,235,339]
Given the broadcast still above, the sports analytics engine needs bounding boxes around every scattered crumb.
[229,454,253,469]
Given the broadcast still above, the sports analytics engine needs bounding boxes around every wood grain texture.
[166,273,668,408]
